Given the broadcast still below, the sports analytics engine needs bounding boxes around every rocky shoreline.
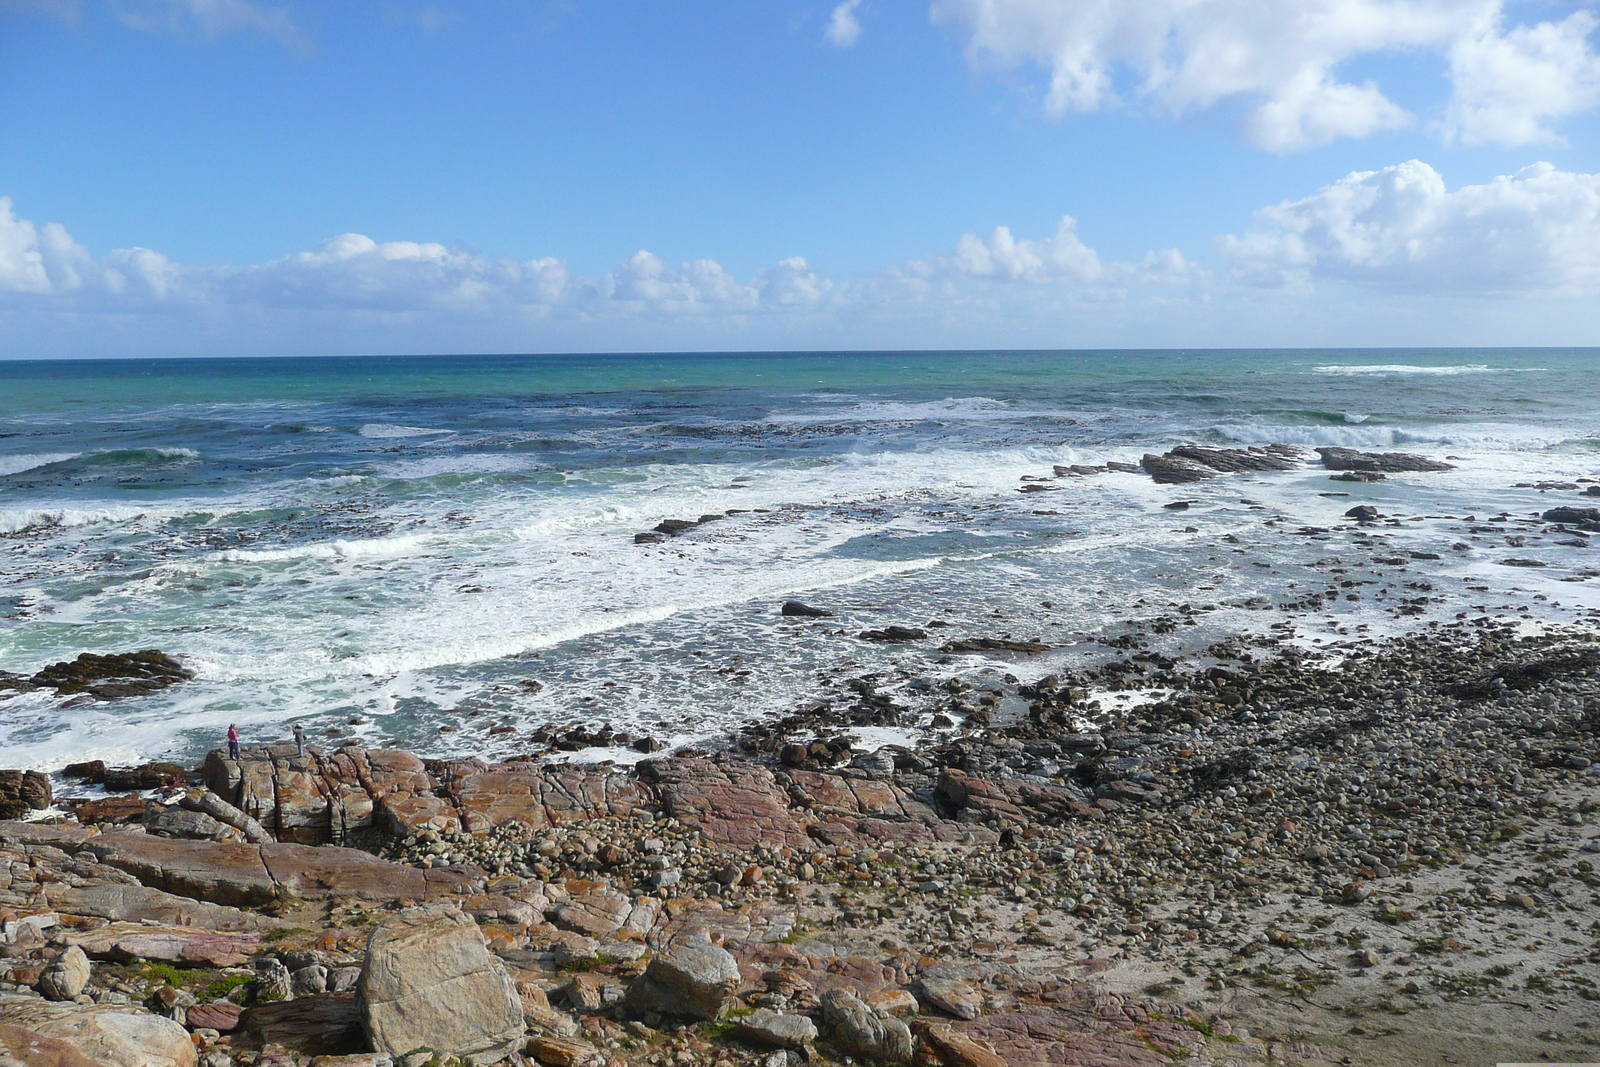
[0,619,1597,1066]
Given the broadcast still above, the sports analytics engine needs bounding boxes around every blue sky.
[3,0,1600,355]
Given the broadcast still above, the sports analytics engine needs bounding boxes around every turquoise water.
[2,349,1598,770]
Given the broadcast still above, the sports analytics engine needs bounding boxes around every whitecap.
[358,423,454,439]
[0,453,79,477]
[1312,364,1498,376]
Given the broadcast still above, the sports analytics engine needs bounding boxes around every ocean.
[2,349,1598,772]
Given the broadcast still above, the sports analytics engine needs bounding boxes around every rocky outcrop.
[3,823,478,908]
[1141,444,1300,484]
[64,923,259,968]
[359,903,525,1065]
[641,759,808,849]
[1315,446,1455,473]
[1168,444,1299,472]
[0,996,195,1067]
[1139,452,1213,484]
[1543,505,1600,527]
[0,770,51,820]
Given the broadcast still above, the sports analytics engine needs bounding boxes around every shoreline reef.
[2,620,1599,1066]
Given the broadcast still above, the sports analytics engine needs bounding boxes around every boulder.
[780,601,833,617]
[185,1002,242,1032]
[239,994,365,1056]
[734,1009,818,1049]
[819,988,912,1063]
[622,930,741,1021]
[37,947,90,1002]
[0,1023,102,1067]
[0,996,195,1067]
[1344,505,1379,522]
[359,902,525,1065]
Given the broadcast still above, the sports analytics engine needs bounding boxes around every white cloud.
[949,216,1104,282]
[930,0,1600,150]
[111,0,311,51]
[1442,9,1600,144]
[826,0,863,47]
[1221,159,1600,293]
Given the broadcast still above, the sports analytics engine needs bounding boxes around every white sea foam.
[0,453,80,477]
[0,506,152,534]
[1312,364,1500,376]
[358,423,454,439]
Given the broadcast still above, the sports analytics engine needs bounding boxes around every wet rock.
[0,770,51,819]
[623,930,741,1021]
[102,763,188,791]
[359,902,525,1065]
[1140,453,1214,485]
[61,760,106,784]
[781,601,833,618]
[940,638,1049,655]
[37,946,90,1002]
[1168,444,1299,472]
[819,988,912,1063]
[858,626,927,643]
[1331,470,1386,482]
[653,519,700,536]
[1316,446,1454,473]
[1543,506,1600,526]
[27,650,192,700]
[1344,505,1379,522]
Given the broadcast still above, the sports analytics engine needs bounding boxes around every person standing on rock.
[293,723,306,757]
[227,723,240,760]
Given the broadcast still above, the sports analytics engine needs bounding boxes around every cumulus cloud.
[0,196,1209,348]
[928,215,1205,289]
[826,0,863,47]
[1221,159,1600,293]
[931,0,1600,150]
[111,0,311,51]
